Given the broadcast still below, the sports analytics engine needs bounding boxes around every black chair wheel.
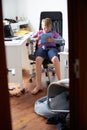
[47,81,50,85]
[52,72,55,76]
[29,78,32,83]
[45,72,48,77]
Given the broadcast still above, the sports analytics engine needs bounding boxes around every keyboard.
[4,35,23,41]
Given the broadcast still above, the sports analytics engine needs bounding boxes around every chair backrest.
[39,11,63,36]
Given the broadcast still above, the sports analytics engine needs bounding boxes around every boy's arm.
[52,31,65,44]
[45,37,54,43]
[32,31,42,42]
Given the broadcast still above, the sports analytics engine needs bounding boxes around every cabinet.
[5,34,31,89]
[59,52,69,79]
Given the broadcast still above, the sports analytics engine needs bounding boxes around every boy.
[31,18,61,94]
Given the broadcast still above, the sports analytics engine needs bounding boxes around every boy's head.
[41,18,52,33]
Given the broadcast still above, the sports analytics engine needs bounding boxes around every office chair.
[26,11,65,84]
[47,79,69,113]
[47,79,70,128]
[34,79,70,128]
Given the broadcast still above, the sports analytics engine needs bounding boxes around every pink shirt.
[33,30,61,48]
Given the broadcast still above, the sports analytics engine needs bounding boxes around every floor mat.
[8,69,30,97]
[8,83,28,97]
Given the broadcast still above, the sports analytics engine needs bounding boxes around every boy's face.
[42,23,51,33]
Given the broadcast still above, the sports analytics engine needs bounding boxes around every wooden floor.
[9,69,58,130]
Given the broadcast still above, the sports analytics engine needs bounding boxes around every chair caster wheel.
[47,81,50,85]
[52,72,55,76]
[29,78,32,83]
[46,72,48,77]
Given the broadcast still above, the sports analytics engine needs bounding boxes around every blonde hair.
[41,18,52,27]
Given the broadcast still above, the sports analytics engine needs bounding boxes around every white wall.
[2,0,17,19]
[2,0,68,49]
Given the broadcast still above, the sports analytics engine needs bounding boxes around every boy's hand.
[36,35,41,42]
[45,37,54,42]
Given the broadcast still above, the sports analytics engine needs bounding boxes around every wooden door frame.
[68,0,87,129]
[0,1,12,130]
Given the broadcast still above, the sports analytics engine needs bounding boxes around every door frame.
[0,1,12,130]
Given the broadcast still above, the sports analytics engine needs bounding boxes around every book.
[41,32,52,44]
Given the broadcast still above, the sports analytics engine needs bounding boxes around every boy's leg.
[36,56,43,87]
[31,56,44,94]
[51,56,61,80]
[31,48,47,94]
[48,48,61,80]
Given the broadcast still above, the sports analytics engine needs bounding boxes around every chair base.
[29,67,56,85]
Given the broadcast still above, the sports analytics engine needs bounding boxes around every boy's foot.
[31,87,43,95]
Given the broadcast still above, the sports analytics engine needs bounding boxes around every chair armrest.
[54,38,65,46]
[26,37,37,46]
[47,81,69,98]
[47,79,69,98]
[47,79,69,112]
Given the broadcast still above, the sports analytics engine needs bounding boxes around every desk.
[59,52,69,79]
[5,33,32,90]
